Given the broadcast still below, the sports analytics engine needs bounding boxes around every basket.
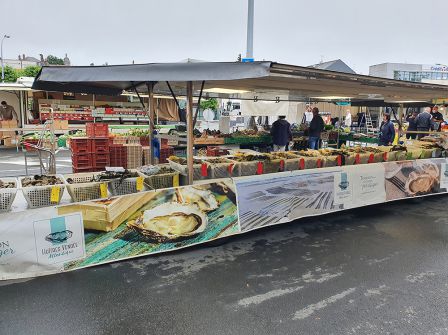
[228,159,260,176]
[263,158,282,174]
[0,178,18,212]
[107,170,148,196]
[321,155,341,167]
[139,166,179,190]
[20,175,65,208]
[203,158,239,178]
[167,159,208,180]
[64,172,108,202]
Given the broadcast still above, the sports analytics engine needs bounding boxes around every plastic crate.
[92,153,110,168]
[72,153,92,168]
[72,166,94,173]
[167,158,208,179]
[0,178,18,212]
[19,175,65,208]
[89,138,109,153]
[207,146,230,157]
[107,171,148,196]
[22,139,39,152]
[110,145,128,168]
[69,137,91,154]
[86,123,109,138]
[64,172,108,202]
[159,146,174,164]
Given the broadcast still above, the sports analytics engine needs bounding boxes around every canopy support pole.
[186,81,194,185]
[147,82,156,165]
[193,81,205,128]
[166,81,180,110]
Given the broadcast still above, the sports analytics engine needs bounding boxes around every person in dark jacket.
[308,107,325,149]
[406,111,418,139]
[270,116,292,152]
[378,114,395,146]
[431,105,444,131]
[415,107,432,139]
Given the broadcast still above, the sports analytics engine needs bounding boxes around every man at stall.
[379,113,395,146]
[0,101,18,121]
[406,110,418,139]
[431,105,444,131]
[270,115,292,152]
[415,107,432,139]
[308,107,325,149]
[344,110,352,127]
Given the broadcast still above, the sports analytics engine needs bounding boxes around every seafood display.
[127,203,207,242]
[139,165,176,176]
[175,187,219,212]
[21,175,63,187]
[0,180,16,188]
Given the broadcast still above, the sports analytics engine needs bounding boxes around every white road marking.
[238,286,304,307]
[293,288,356,320]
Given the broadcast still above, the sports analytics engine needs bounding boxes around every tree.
[22,66,41,78]
[200,98,219,111]
[2,65,19,82]
[46,55,64,65]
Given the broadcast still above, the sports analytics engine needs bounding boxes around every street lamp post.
[1,35,11,82]
[246,0,254,60]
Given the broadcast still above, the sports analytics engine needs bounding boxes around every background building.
[370,62,448,85]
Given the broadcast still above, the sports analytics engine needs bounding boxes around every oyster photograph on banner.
[58,180,239,271]
[384,159,447,201]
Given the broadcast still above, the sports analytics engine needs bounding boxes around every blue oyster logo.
[338,172,349,190]
[45,217,73,245]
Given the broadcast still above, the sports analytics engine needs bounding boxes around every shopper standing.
[406,110,418,139]
[0,101,18,121]
[415,107,432,139]
[378,114,395,146]
[431,105,444,131]
[270,116,292,152]
[344,110,352,127]
[308,107,325,150]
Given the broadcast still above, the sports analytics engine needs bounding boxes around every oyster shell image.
[175,187,219,212]
[417,162,439,179]
[405,172,435,196]
[45,230,73,244]
[127,203,207,243]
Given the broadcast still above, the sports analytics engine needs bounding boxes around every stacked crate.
[87,123,110,172]
[159,146,174,164]
[110,145,128,168]
[142,146,151,165]
[124,144,143,169]
[70,137,92,173]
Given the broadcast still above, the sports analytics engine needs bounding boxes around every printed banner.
[0,158,447,280]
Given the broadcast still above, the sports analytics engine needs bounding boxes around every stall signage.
[33,214,85,265]
[440,162,448,189]
[333,171,353,206]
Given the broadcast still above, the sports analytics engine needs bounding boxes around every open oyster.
[416,162,439,179]
[405,172,435,196]
[175,186,219,212]
[127,203,207,242]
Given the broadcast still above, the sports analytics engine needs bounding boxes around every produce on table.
[0,180,16,188]
[168,156,203,165]
[139,165,176,176]
[95,170,139,181]
[21,175,63,187]
[231,152,273,162]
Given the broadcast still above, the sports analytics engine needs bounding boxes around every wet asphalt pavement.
[1,194,448,334]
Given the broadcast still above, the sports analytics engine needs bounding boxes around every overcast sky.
[2,0,447,74]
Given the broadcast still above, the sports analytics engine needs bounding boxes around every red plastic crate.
[70,138,91,154]
[89,138,110,153]
[72,166,94,173]
[109,144,128,168]
[72,153,92,168]
[206,146,229,157]
[159,146,174,164]
[86,123,109,138]
[92,153,110,168]
[140,137,150,146]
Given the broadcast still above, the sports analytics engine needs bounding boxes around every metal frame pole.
[147,82,156,165]
[186,81,194,185]
[246,0,254,59]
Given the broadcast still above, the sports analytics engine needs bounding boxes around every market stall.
[2,61,448,280]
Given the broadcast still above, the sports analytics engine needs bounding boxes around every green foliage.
[200,98,219,111]
[2,65,18,82]
[22,65,41,78]
[46,55,64,65]
[1,65,42,82]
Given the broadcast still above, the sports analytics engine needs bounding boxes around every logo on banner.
[440,162,448,188]
[334,171,353,206]
[33,214,85,265]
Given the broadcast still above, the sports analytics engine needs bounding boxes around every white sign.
[33,214,85,265]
